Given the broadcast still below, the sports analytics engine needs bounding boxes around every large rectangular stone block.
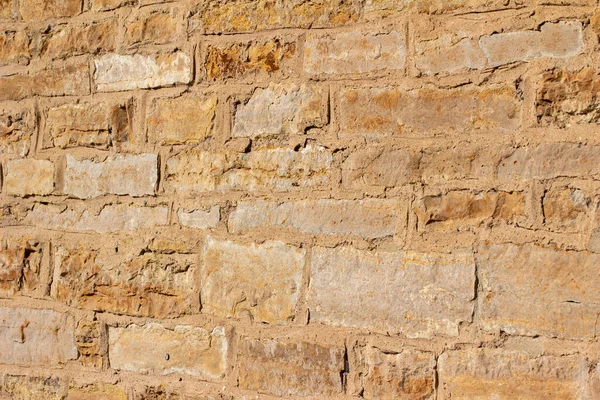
[308,246,475,338]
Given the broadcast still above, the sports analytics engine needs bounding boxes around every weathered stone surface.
[52,244,196,318]
[419,145,501,184]
[0,307,77,365]
[592,10,600,36]
[4,159,54,196]
[342,147,420,188]
[19,0,81,21]
[479,22,584,68]
[0,375,64,400]
[229,199,400,239]
[147,95,217,144]
[304,31,405,75]
[0,239,42,298]
[237,338,344,397]
[536,68,600,128]
[233,83,327,138]
[438,349,588,399]
[74,320,102,368]
[364,0,512,18]
[543,187,591,232]
[108,323,227,380]
[205,39,296,80]
[0,0,11,19]
[195,0,359,34]
[94,52,192,92]
[124,11,180,46]
[91,0,133,11]
[64,154,157,198]
[41,19,117,60]
[165,146,333,193]
[309,246,475,337]
[24,203,169,233]
[416,37,485,75]
[45,100,132,149]
[414,191,525,230]
[478,243,600,340]
[0,64,90,101]
[338,86,520,137]
[202,237,304,324]
[0,30,32,65]
[354,346,435,399]
[67,383,128,400]
[497,143,600,180]
[0,103,34,157]
[178,206,220,229]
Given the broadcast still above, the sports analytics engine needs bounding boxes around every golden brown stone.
[124,12,180,46]
[205,39,296,80]
[19,0,81,20]
[0,239,42,298]
[41,19,117,60]
[0,30,32,65]
[52,244,197,318]
[147,95,217,144]
[0,102,34,157]
[237,338,344,397]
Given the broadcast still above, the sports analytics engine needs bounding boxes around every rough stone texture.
[0,307,77,366]
[304,31,405,75]
[64,154,158,198]
[542,187,591,233]
[342,147,420,188]
[478,243,600,340]
[94,52,192,92]
[309,246,475,338]
[52,244,196,318]
[164,146,333,193]
[479,22,584,67]
[67,383,128,400]
[536,68,600,128]
[237,338,344,397]
[124,11,180,47]
[229,199,401,238]
[178,206,220,229]
[416,37,485,75]
[4,159,54,196]
[19,0,81,21]
[414,191,525,230]
[147,95,217,144]
[0,31,32,66]
[232,83,327,138]
[1,2,598,398]
[44,100,132,149]
[353,346,435,399]
[91,0,132,11]
[195,0,359,34]
[0,64,90,101]
[41,19,117,60]
[0,238,42,298]
[74,320,102,369]
[497,143,600,180]
[24,203,169,233]
[0,375,64,400]
[201,237,304,324]
[0,103,34,157]
[338,86,520,137]
[438,349,588,399]
[108,323,227,380]
[204,38,296,80]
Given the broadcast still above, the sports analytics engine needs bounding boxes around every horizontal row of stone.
[3,236,599,341]
[0,306,596,398]
[2,17,589,77]
[3,70,598,160]
[4,182,595,238]
[4,141,600,196]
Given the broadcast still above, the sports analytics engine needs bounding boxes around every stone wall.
[1,0,600,398]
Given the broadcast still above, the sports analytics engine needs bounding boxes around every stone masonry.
[1,0,600,399]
